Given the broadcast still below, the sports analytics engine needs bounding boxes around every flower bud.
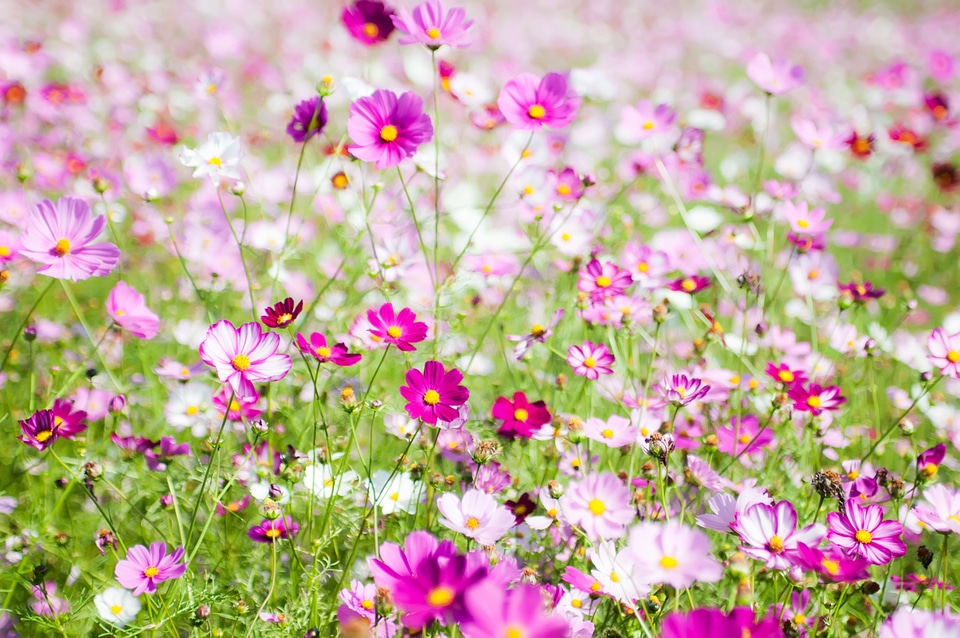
[229,181,246,196]
[24,325,37,342]
[251,419,269,434]
[160,494,174,509]
[143,187,160,202]
[109,394,126,413]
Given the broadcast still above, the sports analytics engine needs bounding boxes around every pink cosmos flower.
[715,415,775,458]
[505,308,564,360]
[621,243,670,288]
[917,443,947,480]
[491,391,551,439]
[497,72,580,131]
[619,100,678,141]
[666,275,711,294]
[342,0,396,45]
[460,581,571,638]
[928,327,960,378]
[567,341,614,380]
[583,415,637,448]
[734,501,825,570]
[50,399,87,439]
[198,320,293,400]
[791,117,850,150]
[348,90,433,170]
[880,609,960,638]
[912,484,960,534]
[788,382,846,416]
[746,52,804,95]
[548,167,584,201]
[827,500,906,565]
[366,302,429,351]
[296,332,362,366]
[577,258,632,302]
[764,362,807,387]
[392,0,473,49]
[626,520,723,589]
[399,360,469,425]
[436,489,516,546]
[106,281,160,339]
[780,200,833,236]
[248,516,299,543]
[795,543,871,583]
[661,608,784,638]
[560,472,634,541]
[19,196,120,280]
[656,372,711,406]
[114,542,187,596]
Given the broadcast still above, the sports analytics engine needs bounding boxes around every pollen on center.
[380,124,399,142]
[231,354,251,371]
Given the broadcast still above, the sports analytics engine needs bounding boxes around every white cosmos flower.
[95,587,141,627]
[368,470,423,515]
[178,132,243,183]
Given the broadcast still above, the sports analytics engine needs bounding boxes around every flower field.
[1,0,960,636]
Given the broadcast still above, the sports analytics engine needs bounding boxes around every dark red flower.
[505,492,537,524]
[261,297,303,328]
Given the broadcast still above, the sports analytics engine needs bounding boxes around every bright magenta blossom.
[366,302,429,351]
[392,0,473,49]
[198,320,292,400]
[567,340,614,380]
[348,90,433,169]
[399,360,469,425]
[827,500,906,565]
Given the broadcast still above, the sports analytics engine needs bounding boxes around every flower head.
[567,340,614,380]
[261,297,303,328]
[788,382,846,416]
[734,501,825,570]
[667,275,711,294]
[178,131,243,183]
[248,516,299,543]
[19,196,120,280]
[114,542,187,595]
[18,409,63,451]
[94,586,142,627]
[928,327,960,378]
[348,89,433,169]
[497,72,580,130]
[627,520,723,589]
[491,391,551,439]
[367,302,429,351]
[578,259,632,302]
[399,360,469,425]
[198,320,293,400]
[106,281,160,339]
[561,472,634,541]
[656,372,711,406]
[392,0,473,49]
[286,96,327,143]
[437,489,515,545]
[661,608,784,638]
[460,582,571,638]
[296,332,362,366]
[505,308,563,360]
[746,52,804,95]
[342,0,396,45]
[827,500,906,565]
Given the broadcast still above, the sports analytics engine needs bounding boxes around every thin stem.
[397,166,436,289]
[217,189,258,321]
[0,278,54,372]
[272,137,311,299]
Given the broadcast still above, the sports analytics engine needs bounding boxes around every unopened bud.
[229,181,246,196]
[160,494,174,509]
[251,419,269,434]
[24,325,37,342]
[92,176,110,194]
[143,187,160,202]
[109,394,126,413]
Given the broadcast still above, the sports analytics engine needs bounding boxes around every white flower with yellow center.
[178,132,244,183]
[94,587,141,627]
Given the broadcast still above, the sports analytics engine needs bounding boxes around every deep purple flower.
[248,516,299,543]
[505,493,537,524]
[17,409,63,451]
[144,437,192,472]
[399,361,469,425]
[348,89,433,169]
[838,281,885,303]
[918,442,947,480]
[341,0,395,45]
[827,500,906,565]
[286,97,327,143]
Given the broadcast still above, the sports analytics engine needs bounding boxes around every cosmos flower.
[560,472,634,541]
[928,327,960,378]
[734,501,825,570]
[788,382,846,416]
[286,96,327,143]
[879,609,960,638]
[577,259,632,302]
[296,332,362,366]
[567,341,615,380]
[391,0,473,49]
[746,52,804,95]
[366,302,429,351]
[342,0,396,45]
[491,391,551,438]
[114,542,187,596]
[583,414,637,448]
[497,72,580,130]
[198,320,293,400]
[917,443,947,480]
[764,362,807,387]
[460,582,571,638]
[18,196,120,281]
[94,586,142,628]
[627,520,723,589]
[656,372,711,406]
[505,308,564,360]
[106,280,160,339]
[667,275,711,294]
[178,131,244,183]
[715,414,775,458]
[348,90,433,169]
[912,484,960,534]
[660,608,785,638]
[399,361,469,425]
[248,516,299,543]
[261,297,303,329]
[437,489,516,546]
[17,409,63,451]
[827,500,906,565]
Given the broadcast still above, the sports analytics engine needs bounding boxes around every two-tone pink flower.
[199,320,292,400]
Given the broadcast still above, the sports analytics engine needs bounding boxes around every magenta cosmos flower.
[342,0,395,45]
[460,581,571,638]
[716,414,775,458]
[567,340,614,380]
[198,320,292,400]
[19,196,120,281]
[928,327,960,378]
[497,72,580,131]
[577,258,632,302]
[788,382,846,416]
[248,516,299,543]
[392,0,473,49]
[114,542,186,596]
[17,409,64,451]
[560,472,634,541]
[400,360,469,425]
[106,281,160,339]
[660,608,784,638]
[366,302,429,351]
[491,391,551,439]
[827,500,906,565]
[626,520,723,589]
[746,52,804,95]
[296,332,361,366]
[348,89,433,169]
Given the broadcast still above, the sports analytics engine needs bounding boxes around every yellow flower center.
[583,357,596,368]
[601,428,614,439]
[426,27,441,39]
[530,324,546,337]
[513,408,529,422]
[738,434,751,444]
[807,396,822,408]
[186,405,199,416]
[855,529,873,544]
[596,275,612,288]
[797,219,809,228]
[207,156,222,167]
[363,22,379,37]
[465,517,480,530]
[0,246,9,257]
[590,581,601,592]
[948,351,960,363]
[847,471,859,480]
[821,558,839,575]
[332,172,349,189]
[276,313,293,325]
[361,599,374,610]
[921,463,939,479]
[588,498,605,515]
[35,430,54,443]
[659,556,679,569]
[427,586,454,607]
[229,400,241,412]
[681,278,697,291]
[110,604,123,614]
[423,390,441,405]
[528,104,546,119]
[265,527,282,538]
[386,325,402,338]
[144,566,160,578]
[54,238,71,256]
[794,614,806,625]
[778,370,794,383]
[642,120,654,130]
[768,535,785,553]
[506,627,524,638]
[380,125,399,142]
[557,184,572,196]
[637,261,649,273]
[316,346,332,358]
[231,354,251,371]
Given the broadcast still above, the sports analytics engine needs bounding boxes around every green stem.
[0,278,55,372]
